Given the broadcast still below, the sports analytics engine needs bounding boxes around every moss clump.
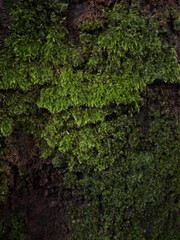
[38,6,180,113]
[0,2,179,138]
[65,107,180,240]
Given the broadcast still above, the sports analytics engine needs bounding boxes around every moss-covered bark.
[0,0,179,239]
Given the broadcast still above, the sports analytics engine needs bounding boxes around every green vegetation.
[0,0,179,239]
[0,213,27,240]
[65,107,180,239]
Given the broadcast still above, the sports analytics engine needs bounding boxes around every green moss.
[38,6,180,113]
[0,213,27,240]
[65,108,180,239]
[0,2,179,128]
[0,1,179,239]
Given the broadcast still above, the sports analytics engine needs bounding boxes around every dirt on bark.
[0,130,72,240]
[150,82,180,115]
[0,0,9,42]
[66,0,115,43]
